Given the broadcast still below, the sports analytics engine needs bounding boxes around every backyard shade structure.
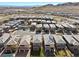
[43,34,55,56]
[5,35,21,53]
[0,33,11,52]
[53,35,66,49]
[18,35,32,52]
[63,35,79,55]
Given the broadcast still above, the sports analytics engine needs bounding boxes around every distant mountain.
[31,2,79,15]
[43,4,54,6]
[39,2,79,7]
[57,2,79,6]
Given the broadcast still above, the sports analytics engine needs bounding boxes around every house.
[46,20,52,24]
[37,19,41,24]
[67,24,77,33]
[32,19,37,22]
[53,35,66,50]
[63,35,79,55]
[43,34,55,56]
[61,23,70,30]
[36,24,42,34]
[30,22,36,31]
[43,24,49,33]
[0,24,10,33]
[56,24,63,29]
[56,24,64,33]
[31,34,42,56]
[51,21,56,24]
[49,24,56,33]
[41,20,47,24]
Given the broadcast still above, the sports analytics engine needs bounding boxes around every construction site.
[0,13,79,57]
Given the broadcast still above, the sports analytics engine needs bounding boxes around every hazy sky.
[0,2,65,7]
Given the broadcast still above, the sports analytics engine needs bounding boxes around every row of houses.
[10,15,54,20]
[0,16,78,35]
[28,19,56,24]
[0,19,25,33]
[30,22,78,34]
[0,32,79,56]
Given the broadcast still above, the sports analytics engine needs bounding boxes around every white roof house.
[43,24,49,29]
[43,34,54,46]
[41,20,47,23]
[63,35,79,45]
[31,22,36,26]
[32,34,42,51]
[49,24,56,29]
[67,24,76,29]
[36,24,42,29]
[52,21,56,24]
[53,35,66,44]
[46,20,52,24]
[62,23,69,28]
[56,24,63,29]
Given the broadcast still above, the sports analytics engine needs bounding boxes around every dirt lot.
[0,14,12,23]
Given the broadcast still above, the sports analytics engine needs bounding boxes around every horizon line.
[0,2,65,7]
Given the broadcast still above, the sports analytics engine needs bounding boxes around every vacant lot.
[0,14,12,22]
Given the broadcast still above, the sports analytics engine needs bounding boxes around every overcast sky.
[0,2,65,7]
